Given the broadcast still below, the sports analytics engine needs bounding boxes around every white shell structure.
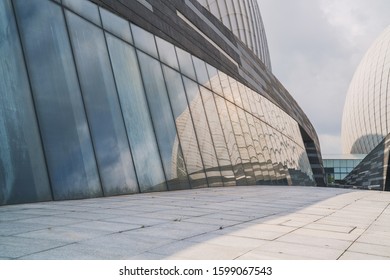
[197,0,271,69]
[342,26,390,154]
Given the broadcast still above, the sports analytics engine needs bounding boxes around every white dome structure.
[342,26,390,154]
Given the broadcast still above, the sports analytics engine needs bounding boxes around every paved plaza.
[1,185,390,260]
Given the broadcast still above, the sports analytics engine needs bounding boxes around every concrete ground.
[1,185,390,260]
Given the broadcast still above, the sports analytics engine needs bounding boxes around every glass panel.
[206,63,220,93]
[227,103,255,185]
[176,47,196,80]
[14,0,102,200]
[192,56,210,88]
[106,33,166,192]
[156,37,179,70]
[138,52,190,190]
[183,78,223,187]
[243,111,265,183]
[62,0,101,26]
[130,23,158,58]
[219,71,234,103]
[0,0,51,205]
[214,95,246,185]
[100,7,132,43]
[200,87,236,186]
[67,11,138,195]
[162,66,207,188]
[254,118,271,183]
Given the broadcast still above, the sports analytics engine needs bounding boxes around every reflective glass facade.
[197,0,271,69]
[0,0,316,205]
[342,26,390,154]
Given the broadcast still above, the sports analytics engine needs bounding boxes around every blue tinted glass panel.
[106,33,166,192]
[183,78,222,187]
[176,48,196,80]
[0,0,51,205]
[100,7,132,43]
[130,23,158,58]
[138,52,190,190]
[162,66,207,188]
[192,56,210,88]
[67,11,138,195]
[14,0,102,200]
[62,0,101,26]
[156,37,179,70]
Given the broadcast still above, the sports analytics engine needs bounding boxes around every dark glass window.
[62,0,101,26]
[100,7,132,43]
[138,52,190,190]
[67,11,138,195]
[162,66,208,188]
[183,78,222,187]
[14,0,102,200]
[0,0,51,205]
[131,23,158,58]
[106,33,166,192]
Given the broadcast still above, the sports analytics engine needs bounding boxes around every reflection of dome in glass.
[342,26,390,154]
[197,0,271,69]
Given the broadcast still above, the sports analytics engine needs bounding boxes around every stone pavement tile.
[69,221,142,233]
[216,225,295,241]
[0,221,51,236]
[85,208,146,216]
[339,251,390,260]
[21,237,161,260]
[123,221,219,240]
[106,216,168,226]
[347,242,390,258]
[0,236,68,259]
[236,250,315,260]
[182,216,240,227]
[150,240,248,260]
[0,212,39,222]
[128,252,167,260]
[202,212,260,222]
[276,232,352,250]
[312,218,371,229]
[292,228,365,241]
[6,208,68,216]
[185,233,267,249]
[135,211,194,221]
[296,207,335,216]
[79,232,176,256]
[303,223,356,233]
[157,208,212,218]
[248,240,343,260]
[15,226,110,243]
[356,233,390,247]
[366,224,390,233]
[17,216,86,227]
[56,212,118,221]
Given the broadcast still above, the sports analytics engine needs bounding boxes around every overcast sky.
[258,0,390,155]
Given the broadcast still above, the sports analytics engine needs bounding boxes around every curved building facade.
[197,0,271,69]
[0,0,324,205]
[342,26,390,154]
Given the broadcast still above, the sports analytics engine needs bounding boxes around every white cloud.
[258,0,390,154]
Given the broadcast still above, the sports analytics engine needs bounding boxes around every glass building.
[323,155,365,184]
[0,0,325,205]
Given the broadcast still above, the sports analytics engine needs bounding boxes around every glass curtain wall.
[0,0,314,205]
